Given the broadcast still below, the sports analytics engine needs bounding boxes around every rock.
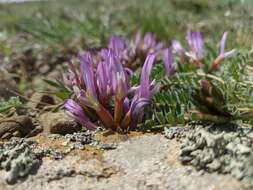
[46,69,62,81]
[179,124,253,188]
[101,135,242,190]
[0,115,34,139]
[206,159,221,172]
[0,139,41,184]
[39,112,82,135]
[96,143,117,150]
[64,132,93,145]
[63,132,94,152]
[38,64,50,75]
[164,126,185,139]
[27,93,55,109]
[0,134,243,190]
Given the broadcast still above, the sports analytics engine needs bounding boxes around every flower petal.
[64,99,97,130]
[172,40,185,55]
[97,61,109,99]
[139,54,156,98]
[143,33,156,51]
[163,47,176,75]
[220,32,228,55]
[224,49,237,58]
[79,52,97,99]
[108,35,127,57]
[186,32,204,60]
[131,98,150,118]
[109,50,128,98]
[134,30,142,48]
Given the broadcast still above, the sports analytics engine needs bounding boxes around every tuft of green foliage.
[0,97,23,116]
[137,49,253,130]
[43,79,72,100]
[136,62,198,131]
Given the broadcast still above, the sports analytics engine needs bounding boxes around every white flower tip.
[224,49,237,58]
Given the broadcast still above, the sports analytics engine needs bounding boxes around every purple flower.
[133,30,142,48]
[122,96,150,131]
[121,54,156,130]
[109,50,129,99]
[108,35,127,57]
[123,98,130,114]
[171,32,204,66]
[64,99,97,130]
[131,31,163,60]
[209,32,237,72]
[79,52,97,98]
[143,33,157,52]
[139,54,156,99]
[108,35,135,65]
[64,72,77,88]
[218,32,236,60]
[63,61,81,88]
[107,50,130,126]
[172,40,185,56]
[96,60,112,101]
[186,31,204,61]
[78,52,100,110]
[163,47,176,75]
[64,36,158,132]
[171,31,236,70]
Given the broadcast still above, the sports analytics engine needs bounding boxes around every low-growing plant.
[62,30,253,132]
[64,49,158,132]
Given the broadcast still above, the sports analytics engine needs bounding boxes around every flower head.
[172,40,185,56]
[163,47,176,75]
[218,32,236,59]
[96,60,112,101]
[109,50,129,99]
[64,47,157,132]
[131,31,163,61]
[78,52,99,109]
[171,31,235,70]
[138,54,156,98]
[121,54,156,130]
[186,32,204,60]
[108,35,128,59]
[209,32,237,72]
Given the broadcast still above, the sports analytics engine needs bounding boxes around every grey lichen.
[65,131,117,150]
[164,126,187,139]
[64,131,93,145]
[179,124,253,188]
[64,131,94,152]
[0,139,40,184]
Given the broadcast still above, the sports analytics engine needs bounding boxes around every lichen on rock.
[0,138,40,184]
[179,124,253,188]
